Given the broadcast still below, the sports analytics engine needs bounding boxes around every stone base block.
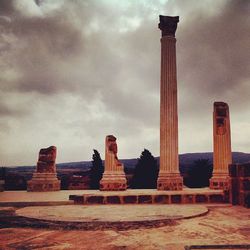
[27,173,60,192]
[27,179,60,192]
[157,174,183,191]
[0,180,4,192]
[100,180,127,191]
[210,175,229,190]
[70,189,227,205]
[100,173,127,191]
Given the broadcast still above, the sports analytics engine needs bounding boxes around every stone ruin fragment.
[27,146,60,191]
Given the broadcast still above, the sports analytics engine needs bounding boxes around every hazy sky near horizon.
[0,0,249,166]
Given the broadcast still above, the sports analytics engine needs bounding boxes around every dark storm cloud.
[0,0,14,16]
[177,0,250,113]
[2,0,248,108]
[1,0,160,115]
[0,0,85,95]
[35,0,43,6]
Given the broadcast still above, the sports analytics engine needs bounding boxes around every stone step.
[69,191,228,205]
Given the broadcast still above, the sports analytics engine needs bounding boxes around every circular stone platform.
[14,205,208,230]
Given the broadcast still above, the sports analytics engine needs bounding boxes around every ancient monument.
[27,146,61,191]
[210,102,232,190]
[100,135,127,191]
[157,15,183,190]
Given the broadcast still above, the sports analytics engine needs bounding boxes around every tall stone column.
[100,135,127,191]
[157,15,183,190]
[210,102,232,190]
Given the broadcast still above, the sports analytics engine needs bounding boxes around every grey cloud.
[0,0,85,95]
[0,101,18,117]
[169,0,250,130]
[0,0,14,16]
[0,97,29,118]
[178,0,250,96]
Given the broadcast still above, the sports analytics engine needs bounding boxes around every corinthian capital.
[158,15,179,37]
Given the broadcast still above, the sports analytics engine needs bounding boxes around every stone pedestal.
[157,173,183,191]
[210,174,229,191]
[157,15,183,190]
[27,173,60,192]
[100,135,127,191]
[27,146,60,192]
[210,102,232,190]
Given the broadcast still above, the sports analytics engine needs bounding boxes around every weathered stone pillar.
[210,102,232,190]
[27,146,60,191]
[157,15,183,190]
[100,135,127,191]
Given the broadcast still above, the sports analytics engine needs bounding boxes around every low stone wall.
[69,192,227,205]
[229,163,250,208]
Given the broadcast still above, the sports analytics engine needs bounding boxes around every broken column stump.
[100,135,127,191]
[27,146,61,192]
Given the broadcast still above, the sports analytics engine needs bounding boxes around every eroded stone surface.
[210,102,232,190]
[16,205,208,222]
[0,206,250,250]
[100,135,127,191]
[37,146,57,173]
[27,146,60,192]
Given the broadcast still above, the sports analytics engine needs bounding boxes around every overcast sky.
[0,0,249,166]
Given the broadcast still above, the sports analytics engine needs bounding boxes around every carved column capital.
[158,15,179,37]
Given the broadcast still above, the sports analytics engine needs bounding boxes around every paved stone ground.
[16,204,208,222]
[0,190,84,203]
[0,191,249,249]
[0,205,249,250]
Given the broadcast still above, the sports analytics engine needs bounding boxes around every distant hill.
[3,152,250,191]
[178,152,250,174]
[180,152,250,165]
[122,151,250,168]
[5,152,250,173]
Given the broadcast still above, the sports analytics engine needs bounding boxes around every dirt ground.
[0,205,249,250]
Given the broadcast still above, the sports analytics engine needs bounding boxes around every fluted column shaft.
[160,36,179,174]
[157,15,183,190]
